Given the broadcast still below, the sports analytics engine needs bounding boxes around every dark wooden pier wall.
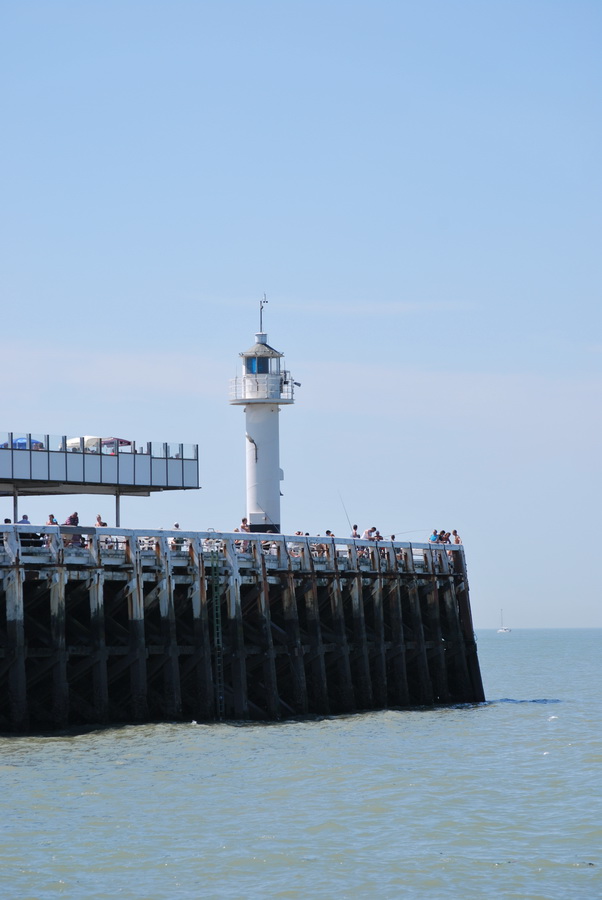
[0,527,484,731]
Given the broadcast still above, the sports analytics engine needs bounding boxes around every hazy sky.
[1,1,600,628]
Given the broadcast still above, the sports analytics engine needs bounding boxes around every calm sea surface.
[1,629,600,899]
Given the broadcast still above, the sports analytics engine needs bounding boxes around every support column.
[50,569,69,726]
[188,537,215,719]
[405,577,434,705]
[258,552,281,718]
[281,565,308,715]
[300,541,329,714]
[127,561,148,721]
[225,541,248,718]
[328,555,355,713]
[385,546,410,706]
[425,576,449,703]
[347,543,372,709]
[440,575,473,701]
[89,568,109,723]
[5,566,27,730]
[452,548,485,702]
[157,538,182,718]
[370,551,388,708]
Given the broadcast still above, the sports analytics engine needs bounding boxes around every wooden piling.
[384,547,410,706]
[347,542,373,709]
[225,543,248,719]
[299,540,330,714]
[186,537,215,719]
[327,547,355,713]
[5,566,28,730]
[156,538,182,718]
[50,569,69,726]
[89,568,109,723]
[369,549,388,708]
[126,564,148,721]
[281,552,308,715]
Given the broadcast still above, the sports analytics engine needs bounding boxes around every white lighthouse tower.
[229,301,296,533]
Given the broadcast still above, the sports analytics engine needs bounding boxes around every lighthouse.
[229,303,297,533]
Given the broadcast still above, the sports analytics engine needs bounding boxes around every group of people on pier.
[429,529,462,545]
[231,519,462,561]
[3,513,463,561]
[3,512,109,548]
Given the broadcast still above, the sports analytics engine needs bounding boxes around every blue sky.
[1,1,600,628]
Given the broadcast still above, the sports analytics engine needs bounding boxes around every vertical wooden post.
[89,568,109,723]
[157,537,182,718]
[439,575,473,700]
[5,566,28,730]
[127,543,148,721]
[347,542,373,709]
[50,569,69,726]
[188,537,215,719]
[225,539,248,718]
[452,548,485,702]
[425,575,450,703]
[404,574,434,705]
[258,551,281,718]
[386,547,410,706]
[299,540,329,714]
[328,550,355,713]
[281,565,308,715]
[370,549,388,708]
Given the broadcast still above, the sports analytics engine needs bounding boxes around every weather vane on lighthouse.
[229,298,299,533]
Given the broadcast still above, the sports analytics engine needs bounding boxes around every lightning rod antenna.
[259,294,268,332]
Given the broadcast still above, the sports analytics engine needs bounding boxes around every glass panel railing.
[0,432,195,461]
[48,434,66,451]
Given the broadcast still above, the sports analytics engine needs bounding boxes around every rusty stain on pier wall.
[0,526,484,731]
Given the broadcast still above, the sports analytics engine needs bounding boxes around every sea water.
[0,629,600,899]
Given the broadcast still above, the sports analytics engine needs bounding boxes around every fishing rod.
[338,491,353,533]
[388,528,432,537]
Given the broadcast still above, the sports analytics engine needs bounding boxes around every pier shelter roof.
[0,432,199,522]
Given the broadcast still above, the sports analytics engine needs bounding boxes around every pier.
[0,526,484,731]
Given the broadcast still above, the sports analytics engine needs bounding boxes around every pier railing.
[1,526,464,575]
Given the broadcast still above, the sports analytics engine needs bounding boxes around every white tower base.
[245,404,282,532]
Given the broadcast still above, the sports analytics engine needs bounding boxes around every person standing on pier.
[240,517,250,552]
[18,514,37,547]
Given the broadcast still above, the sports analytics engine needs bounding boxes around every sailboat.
[497,609,511,633]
